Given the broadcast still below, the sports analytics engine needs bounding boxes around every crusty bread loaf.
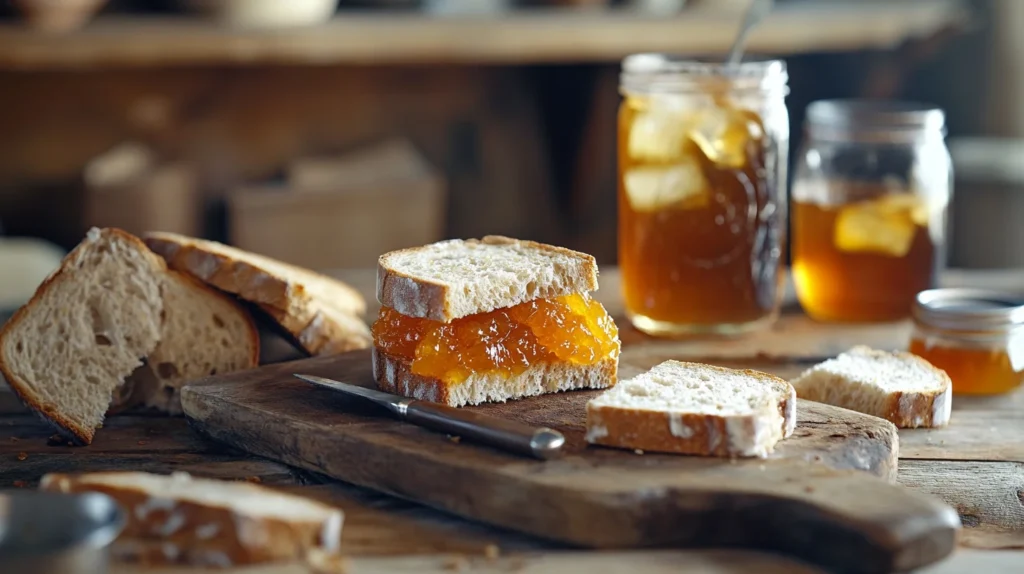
[127,271,260,415]
[374,348,618,407]
[790,345,952,428]
[41,471,344,568]
[0,228,166,444]
[144,231,370,356]
[586,361,797,458]
[377,236,599,322]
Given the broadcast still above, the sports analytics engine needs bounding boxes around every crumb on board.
[484,544,500,561]
[9,436,18,443]
[16,452,27,461]
[13,480,27,488]
[137,440,148,446]
[633,449,644,455]
[245,476,262,484]
[443,555,469,571]
[804,486,814,494]
[448,435,461,444]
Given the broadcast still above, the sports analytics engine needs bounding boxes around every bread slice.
[585,361,797,458]
[790,345,952,428]
[126,271,260,415]
[144,231,370,356]
[374,348,618,407]
[377,236,599,322]
[40,471,344,568]
[0,228,166,444]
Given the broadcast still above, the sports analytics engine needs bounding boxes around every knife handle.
[403,401,565,460]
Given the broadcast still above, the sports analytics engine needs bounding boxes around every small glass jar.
[617,55,790,337]
[792,100,952,322]
[910,289,1024,395]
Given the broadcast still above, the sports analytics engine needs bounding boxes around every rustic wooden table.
[1,267,1022,573]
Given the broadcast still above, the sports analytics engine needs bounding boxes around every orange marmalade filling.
[372,293,620,384]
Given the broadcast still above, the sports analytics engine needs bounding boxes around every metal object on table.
[0,490,125,574]
[726,0,773,67]
[295,374,566,460]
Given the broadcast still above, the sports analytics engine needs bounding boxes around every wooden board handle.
[663,471,961,574]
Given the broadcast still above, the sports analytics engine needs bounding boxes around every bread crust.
[372,347,617,407]
[41,472,343,567]
[0,228,166,444]
[144,232,370,356]
[377,236,599,323]
[585,364,796,458]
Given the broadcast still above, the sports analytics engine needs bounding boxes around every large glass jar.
[792,100,952,322]
[617,56,790,337]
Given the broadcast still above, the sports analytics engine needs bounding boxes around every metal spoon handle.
[727,0,774,68]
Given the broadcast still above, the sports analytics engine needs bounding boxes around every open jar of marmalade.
[910,289,1024,395]
[617,56,790,337]
[792,100,952,322]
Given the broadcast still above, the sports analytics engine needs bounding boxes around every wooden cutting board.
[181,350,959,574]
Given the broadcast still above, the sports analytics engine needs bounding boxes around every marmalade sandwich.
[372,236,621,407]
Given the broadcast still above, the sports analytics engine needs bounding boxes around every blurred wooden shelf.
[0,1,964,69]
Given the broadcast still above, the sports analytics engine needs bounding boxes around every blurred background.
[0,0,1017,277]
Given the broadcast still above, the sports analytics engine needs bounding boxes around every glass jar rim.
[620,54,789,95]
[913,288,1024,332]
[806,99,946,132]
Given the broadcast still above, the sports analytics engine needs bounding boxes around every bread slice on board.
[377,235,599,322]
[790,345,952,428]
[585,361,797,458]
[125,271,260,415]
[41,471,344,568]
[0,228,166,444]
[374,348,618,407]
[144,232,370,356]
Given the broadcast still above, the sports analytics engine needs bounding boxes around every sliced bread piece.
[144,231,370,356]
[40,471,344,568]
[585,361,797,458]
[790,345,952,428]
[127,271,260,415]
[374,347,618,407]
[0,228,166,444]
[378,236,599,322]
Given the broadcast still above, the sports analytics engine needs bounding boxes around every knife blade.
[294,374,565,460]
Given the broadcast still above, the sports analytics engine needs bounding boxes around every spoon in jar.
[726,0,774,68]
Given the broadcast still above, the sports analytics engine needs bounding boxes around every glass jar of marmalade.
[617,55,790,337]
[792,100,952,322]
[910,289,1024,395]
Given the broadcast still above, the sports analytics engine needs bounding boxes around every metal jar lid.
[806,99,946,142]
[913,288,1024,332]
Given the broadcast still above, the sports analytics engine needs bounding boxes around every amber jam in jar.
[617,56,789,336]
[910,289,1024,395]
[792,101,951,322]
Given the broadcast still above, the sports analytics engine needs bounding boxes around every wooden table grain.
[2,267,1024,572]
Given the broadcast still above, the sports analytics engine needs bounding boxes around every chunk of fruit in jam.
[834,194,929,257]
[371,293,620,385]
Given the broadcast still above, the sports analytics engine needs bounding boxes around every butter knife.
[294,374,565,460]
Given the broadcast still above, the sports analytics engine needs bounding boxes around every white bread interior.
[0,228,166,444]
[127,270,259,415]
